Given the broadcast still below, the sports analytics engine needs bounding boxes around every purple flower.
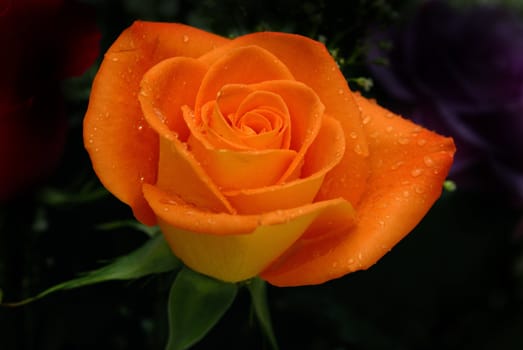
[367,0,523,207]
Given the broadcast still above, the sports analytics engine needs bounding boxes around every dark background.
[1,1,523,349]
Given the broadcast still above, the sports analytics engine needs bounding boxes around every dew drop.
[385,112,394,118]
[347,258,355,265]
[415,186,425,194]
[362,115,372,125]
[137,125,143,131]
[163,207,170,212]
[398,137,410,145]
[349,131,358,139]
[403,190,410,198]
[411,168,423,177]
[391,161,404,170]
[111,57,119,62]
[183,34,189,43]
[353,143,364,155]
[423,155,435,167]
[332,261,338,268]
[417,139,427,146]
[386,126,393,133]
[337,89,344,95]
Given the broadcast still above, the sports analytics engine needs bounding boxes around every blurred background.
[1,0,523,349]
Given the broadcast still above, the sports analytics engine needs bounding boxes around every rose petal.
[261,95,455,286]
[156,136,236,214]
[188,86,291,150]
[224,114,345,214]
[195,45,295,115]
[247,80,325,182]
[188,133,297,191]
[139,57,208,141]
[143,183,355,282]
[84,21,228,224]
[138,56,236,213]
[199,32,370,205]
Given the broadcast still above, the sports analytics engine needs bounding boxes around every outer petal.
[200,32,370,205]
[84,21,228,224]
[143,184,355,282]
[261,94,455,286]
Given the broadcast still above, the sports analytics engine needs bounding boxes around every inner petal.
[237,111,273,134]
[195,45,295,116]
[189,85,292,151]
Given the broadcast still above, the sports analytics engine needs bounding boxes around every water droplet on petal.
[386,126,393,133]
[349,131,358,139]
[338,89,344,95]
[398,137,410,145]
[423,155,435,167]
[411,168,423,177]
[385,112,394,118]
[353,143,364,155]
[362,115,371,125]
[403,190,410,198]
[417,139,427,146]
[183,34,189,43]
[415,186,425,194]
[391,161,404,170]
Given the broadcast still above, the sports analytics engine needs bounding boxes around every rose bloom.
[0,0,100,200]
[367,1,523,207]
[84,22,454,286]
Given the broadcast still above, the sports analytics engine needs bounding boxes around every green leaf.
[2,234,180,306]
[96,220,160,238]
[247,278,279,350]
[166,267,238,350]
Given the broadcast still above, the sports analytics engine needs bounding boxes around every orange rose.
[84,22,455,286]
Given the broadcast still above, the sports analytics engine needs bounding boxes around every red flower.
[0,0,100,200]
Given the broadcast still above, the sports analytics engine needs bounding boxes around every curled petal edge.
[143,183,355,282]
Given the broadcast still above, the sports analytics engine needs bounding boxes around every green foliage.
[166,267,238,350]
[2,234,180,307]
[246,278,279,350]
